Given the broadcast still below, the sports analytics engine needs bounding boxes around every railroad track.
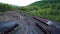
[33,16,60,34]
[0,13,60,34]
[32,16,52,34]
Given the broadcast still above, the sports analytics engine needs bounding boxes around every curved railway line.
[0,11,60,34]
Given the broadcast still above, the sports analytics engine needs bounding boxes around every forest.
[0,0,60,22]
[20,0,60,22]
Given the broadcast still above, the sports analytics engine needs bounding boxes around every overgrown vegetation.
[0,3,21,12]
[0,0,60,22]
[20,0,60,22]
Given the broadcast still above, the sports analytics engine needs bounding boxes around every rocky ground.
[0,11,44,34]
[0,11,60,34]
[0,11,20,21]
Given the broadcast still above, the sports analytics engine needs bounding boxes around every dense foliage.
[0,3,21,12]
[0,0,60,22]
[21,1,60,22]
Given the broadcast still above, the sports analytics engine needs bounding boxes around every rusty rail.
[33,16,52,34]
